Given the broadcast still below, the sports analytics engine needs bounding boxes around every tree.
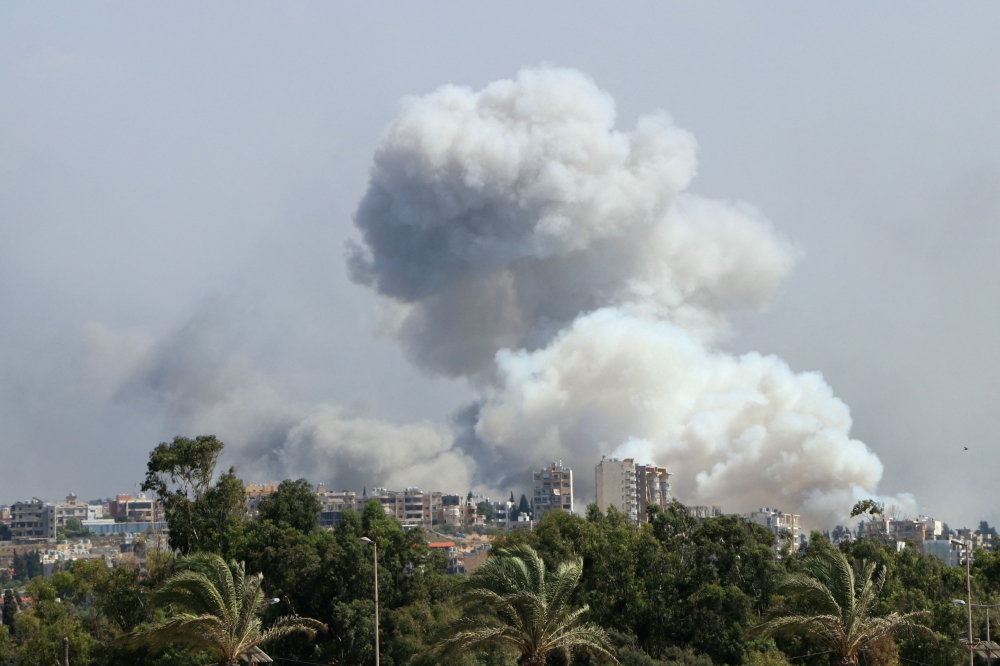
[130,552,326,666]
[142,435,247,557]
[518,494,531,520]
[2,589,15,627]
[476,501,495,524]
[746,549,934,666]
[434,543,618,666]
[258,478,322,533]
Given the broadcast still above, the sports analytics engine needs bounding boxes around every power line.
[788,651,833,661]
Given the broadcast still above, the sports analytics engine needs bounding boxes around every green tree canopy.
[257,478,322,533]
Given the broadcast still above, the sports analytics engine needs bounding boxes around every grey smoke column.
[349,66,913,526]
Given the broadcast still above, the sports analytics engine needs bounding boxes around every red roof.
[428,541,456,548]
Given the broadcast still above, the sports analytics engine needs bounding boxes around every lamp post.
[952,539,975,666]
[360,537,379,666]
[953,600,1000,664]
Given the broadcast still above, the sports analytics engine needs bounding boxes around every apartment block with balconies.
[533,462,574,518]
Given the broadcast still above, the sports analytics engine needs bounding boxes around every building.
[317,489,358,527]
[53,494,102,528]
[595,457,638,522]
[533,461,574,517]
[923,540,965,566]
[635,464,672,519]
[596,457,672,523]
[688,505,723,520]
[11,499,56,542]
[373,487,443,530]
[108,494,158,523]
[747,508,801,552]
[917,515,943,539]
[245,482,279,513]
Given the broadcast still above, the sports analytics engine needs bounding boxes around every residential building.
[688,505,723,520]
[635,464,672,519]
[54,494,102,528]
[917,515,943,539]
[595,457,638,522]
[11,499,56,542]
[922,540,966,566]
[955,527,993,550]
[245,482,279,513]
[108,494,158,523]
[533,461,574,517]
[373,487,443,530]
[317,489,358,527]
[747,507,801,552]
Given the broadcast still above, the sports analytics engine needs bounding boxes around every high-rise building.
[596,457,672,523]
[533,462,573,517]
[373,487,443,530]
[595,457,638,522]
[635,464,672,519]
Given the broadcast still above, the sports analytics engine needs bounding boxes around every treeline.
[0,435,997,666]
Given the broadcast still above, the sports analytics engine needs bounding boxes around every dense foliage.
[1,436,997,666]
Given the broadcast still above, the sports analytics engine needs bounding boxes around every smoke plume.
[346,66,912,525]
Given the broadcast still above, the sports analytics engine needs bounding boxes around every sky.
[2,3,999,529]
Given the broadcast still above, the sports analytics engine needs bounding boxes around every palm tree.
[434,543,618,666]
[130,553,325,666]
[746,549,934,666]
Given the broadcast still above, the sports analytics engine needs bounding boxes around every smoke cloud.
[345,66,913,525]
[110,66,911,527]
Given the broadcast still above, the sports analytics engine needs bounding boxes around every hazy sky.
[2,3,999,528]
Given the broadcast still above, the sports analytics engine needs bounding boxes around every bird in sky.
[964,446,969,450]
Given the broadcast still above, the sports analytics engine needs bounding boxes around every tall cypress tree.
[1,588,14,627]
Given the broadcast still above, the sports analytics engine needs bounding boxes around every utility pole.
[63,636,70,666]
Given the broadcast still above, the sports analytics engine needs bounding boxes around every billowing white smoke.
[347,66,913,526]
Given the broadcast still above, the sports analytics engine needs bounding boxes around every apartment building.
[11,499,56,542]
[688,505,723,520]
[533,462,574,517]
[245,482,279,513]
[747,507,801,552]
[595,456,637,521]
[54,494,102,527]
[108,494,159,523]
[317,489,358,527]
[635,464,672,519]
[373,487,442,530]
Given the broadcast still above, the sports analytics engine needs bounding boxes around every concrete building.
[923,540,965,566]
[533,461,574,517]
[747,507,801,552]
[635,464,672,519]
[54,494,102,528]
[373,487,443,530]
[317,489,357,527]
[11,499,56,542]
[595,457,638,522]
[688,505,723,520]
[596,457,672,523]
[245,482,279,513]
[108,494,158,523]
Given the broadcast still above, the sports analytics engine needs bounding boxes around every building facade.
[11,500,56,542]
[245,482,279,514]
[108,494,159,523]
[635,464,672,520]
[533,462,574,517]
[747,507,801,552]
[317,489,358,527]
[595,457,638,521]
[688,505,723,520]
[373,487,443,530]
[54,494,102,528]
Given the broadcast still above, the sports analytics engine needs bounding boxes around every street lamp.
[360,537,379,666]
[952,539,975,666]
[953,600,1000,663]
[265,598,281,606]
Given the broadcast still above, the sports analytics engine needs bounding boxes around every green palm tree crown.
[435,543,618,666]
[130,552,326,666]
[746,549,934,666]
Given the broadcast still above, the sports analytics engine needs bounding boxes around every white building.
[54,494,103,528]
[747,507,801,552]
[595,457,638,522]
